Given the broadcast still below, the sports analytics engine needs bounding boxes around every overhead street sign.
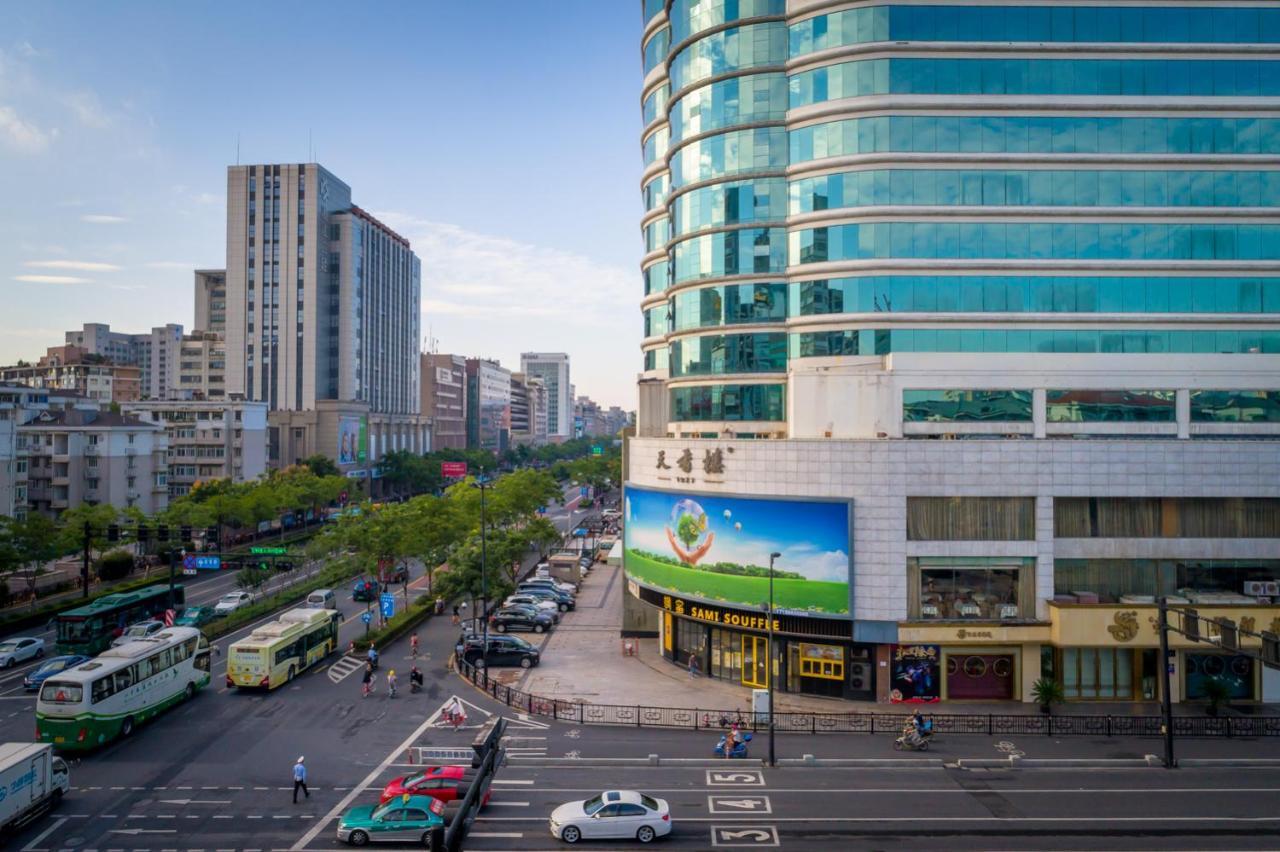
[250,546,287,555]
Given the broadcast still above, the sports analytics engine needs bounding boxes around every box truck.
[0,743,69,836]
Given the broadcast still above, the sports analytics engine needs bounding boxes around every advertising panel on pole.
[441,461,468,478]
[622,484,852,617]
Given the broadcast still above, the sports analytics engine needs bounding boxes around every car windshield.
[126,625,151,636]
[583,794,605,816]
[403,772,425,786]
[510,637,534,649]
[38,659,72,674]
[219,595,241,604]
[371,802,398,821]
[0,642,16,652]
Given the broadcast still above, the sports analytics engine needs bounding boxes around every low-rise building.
[122,399,267,498]
[421,354,467,451]
[175,332,227,400]
[0,360,142,404]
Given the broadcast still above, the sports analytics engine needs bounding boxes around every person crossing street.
[292,756,310,803]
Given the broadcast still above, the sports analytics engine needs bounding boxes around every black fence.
[458,660,1280,738]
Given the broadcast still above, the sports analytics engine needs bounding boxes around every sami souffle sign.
[623,485,851,616]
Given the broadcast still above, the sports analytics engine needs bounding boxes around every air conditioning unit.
[848,661,870,691]
[1244,581,1280,597]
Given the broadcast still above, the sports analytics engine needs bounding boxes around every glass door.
[741,635,768,688]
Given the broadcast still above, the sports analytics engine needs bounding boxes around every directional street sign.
[250,546,287,555]
[361,611,373,625]
[380,592,396,619]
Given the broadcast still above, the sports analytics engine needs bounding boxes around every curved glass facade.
[792,276,1280,316]
[643,84,669,127]
[670,74,787,140]
[672,282,787,330]
[673,227,786,283]
[671,22,786,90]
[644,0,665,26]
[792,329,1280,358]
[672,177,786,236]
[644,217,671,253]
[671,331,788,376]
[643,27,671,75]
[642,125,670,167]
[670,0,784,45]
[643,174,669,212]
[791,223,1280,265]
[670,126,786,185]
[671,382,786,421]
[644,303,671,338]
[789,6,889,55]
[790,170,1280,213]
[643,259,669,296]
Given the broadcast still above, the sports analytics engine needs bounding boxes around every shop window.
[907,497,1035,540]
[1059,648,1135,699]
[1185,653,1254,701]
[1054,558,1280,603]
[1055,497,1280,538]
[910,557,1032,620]
[797,643,844,680]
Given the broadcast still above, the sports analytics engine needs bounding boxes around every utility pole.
[474,472,491,681]
[1157,596,1175,769]
[767,551,780,768]
[80,521,92,599]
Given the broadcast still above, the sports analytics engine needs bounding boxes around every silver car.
[0,636,45,668]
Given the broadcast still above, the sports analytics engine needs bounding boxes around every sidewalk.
[510,561,1278,718]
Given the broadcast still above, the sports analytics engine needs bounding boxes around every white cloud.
[15,42,41,59]
[24,260,120,272]
[13,274,91,284]
[61,90,111,128]
[81,214,128,224]
[0,104,56,153]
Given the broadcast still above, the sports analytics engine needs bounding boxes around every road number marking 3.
[706,769,765,786]
[711,825,781,847]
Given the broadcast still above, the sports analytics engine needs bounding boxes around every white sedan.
[550,790,670,844]
[0,637,45,668]
[111,620,166,647]
[214,591,253,614]
[504,594,561,622]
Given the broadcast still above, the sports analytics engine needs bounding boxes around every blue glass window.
[672,178,786,236]
[672,282,787,330]
[670,383,786,421]
[673,227,786,284]
[671,22,786,90]
[670,74,787,142]
[644,303,671,338]
[642,126,669,167]
[643,27,671,74]
[643,174,670,212]
[670,332,788,376]
[790,329,1280,357]
[903,390,1033,422]
[643,259,670,296]
[643,84,669,127]
[644,0,666,26]
[643,346,671,371]
[1046,390,1176,422]
[790,6,889,56]
[670,127,786,186]
[1189,390,1280,422]
[643,216,670,253]
[670,0,784,45]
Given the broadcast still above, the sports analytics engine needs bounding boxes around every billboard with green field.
[624,485,851,617]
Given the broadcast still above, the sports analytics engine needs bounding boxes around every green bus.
[55,585,186,656]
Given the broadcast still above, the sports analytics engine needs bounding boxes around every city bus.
[35,627,211,751]
[226,607,340,689]
[55,585,186,656]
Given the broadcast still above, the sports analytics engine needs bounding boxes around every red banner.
[441,461,468,478]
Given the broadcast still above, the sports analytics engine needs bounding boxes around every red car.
[380,765,490,806]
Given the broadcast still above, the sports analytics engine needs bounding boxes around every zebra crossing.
[327,655,365,683]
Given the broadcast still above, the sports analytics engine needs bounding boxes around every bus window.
[40,682,83,704]
[115,668,134,691]
[194,650,211,673]
[91,676,115,704]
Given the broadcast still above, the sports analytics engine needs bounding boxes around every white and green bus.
[35,627,211,751]
[226,607,340,689]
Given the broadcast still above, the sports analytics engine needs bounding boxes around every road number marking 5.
[711,825,780,847]
[706,769,765,786]
[708,795,772,814]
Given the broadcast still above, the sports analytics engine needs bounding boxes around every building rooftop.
[345,206,410,248]
[23,408,159,430]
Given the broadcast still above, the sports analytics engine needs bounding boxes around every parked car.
[549,790,671,844]
[0,637,44,668]
[383,564,409,584]
[517,584,575,611]
[352,579,380,602]
[491,605,554,634]
[458,635,540,669]
[111,620,166,647]
[174,606,218,628]
[336,794,445,846]
[23,654,90,691]
[521,577,576,596]
[504,594,561,622]
[380,765,490,807]
[214,591,253,615]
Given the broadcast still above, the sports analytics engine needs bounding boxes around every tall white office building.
[520,352,571,440]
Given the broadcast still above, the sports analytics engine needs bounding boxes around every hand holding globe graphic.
[665,498,716,565]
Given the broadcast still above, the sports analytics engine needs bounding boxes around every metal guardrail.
[457,660,1280,738]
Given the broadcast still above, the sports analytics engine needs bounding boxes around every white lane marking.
[473,816,1280,824]
[467,832,524,838]
[490,779,535,786]
[21,815,65,851]
[289,700,448,850]
[485,801,530,807]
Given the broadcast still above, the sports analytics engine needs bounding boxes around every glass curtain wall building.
[630,2,1280,705]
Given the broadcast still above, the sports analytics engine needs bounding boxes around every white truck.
[0,743,69,836]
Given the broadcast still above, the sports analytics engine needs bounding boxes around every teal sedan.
[336,794,445,846]
[174,606,219,628]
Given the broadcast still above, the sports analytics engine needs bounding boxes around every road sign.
[250,546,287,555]
[580,486,589,497]
[194,555,222,570]
[706,769,765,786]
[592,445,602,455]
[182,568,198,576]
[442,461,468,478]
[183,554,198,572]
[361,611,373,625]
[380,593,396,619]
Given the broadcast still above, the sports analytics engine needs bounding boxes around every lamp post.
[472,473,491,677]
[767,551,781,768]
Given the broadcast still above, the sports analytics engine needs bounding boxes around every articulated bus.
[55,585,186,656]
[36,627,211,751]
[226,608,340,689]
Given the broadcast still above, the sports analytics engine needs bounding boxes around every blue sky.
[0,2,641,407]
[625,486,852,583]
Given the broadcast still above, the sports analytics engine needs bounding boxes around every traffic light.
[156,525,170,543]
[136,525,150,542]
[1182,608,1201,642]
[1217,617,1239,652]
[205,526,219,543]
[1263,632,1280,668]
[180,526,192,542]
[107,524,120,542]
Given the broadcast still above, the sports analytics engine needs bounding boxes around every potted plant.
[1202,677,1230,717]
[1032,677,1065,715]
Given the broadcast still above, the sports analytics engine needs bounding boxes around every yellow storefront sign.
[898,623,1050,644]
[1050,602,1280,648]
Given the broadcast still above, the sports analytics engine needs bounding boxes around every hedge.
[350,593,436,653]
[202,557,364,641]
[0,570,178,634]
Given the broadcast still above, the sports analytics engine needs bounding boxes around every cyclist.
[387,669,398,698]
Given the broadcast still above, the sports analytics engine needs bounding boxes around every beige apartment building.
[421,353,467,451]
[0,360,142,404]
[176,331,227,400]
[122,399,267,498]
[193,269,227,335]
[22,408,168,518]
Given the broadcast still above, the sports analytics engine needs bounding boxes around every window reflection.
[670,332,787,376]
[1054,559,1280,604]
[914,561,1024,620]
[672,283,786,330]
[671,22,786,91]
[791,329,1280,356]
[673,228,786,284]
[671,74,786,142]
[673,178,786,237]
[903,390,1032,422]
[1190,390,1280,422]
[1046,390,1176,422]
[670,0,784,44]
[670,383,785,421]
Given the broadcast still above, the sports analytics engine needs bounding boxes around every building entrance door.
[741,635,768,688]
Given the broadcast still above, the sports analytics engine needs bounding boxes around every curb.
[780,756,944,767]
[509,756,764,768]
[504,755,1196,769]
[1178,758,1280,767]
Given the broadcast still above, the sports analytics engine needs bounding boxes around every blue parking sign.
[361,611,372,625]
[380,593,395,619]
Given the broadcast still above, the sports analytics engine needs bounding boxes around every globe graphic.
[667,498,709,554]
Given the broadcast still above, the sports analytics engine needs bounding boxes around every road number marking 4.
[709,795,772,814]
[706,769,765,786]
[711,825,780,847]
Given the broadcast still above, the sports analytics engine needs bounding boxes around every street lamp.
[472,473,491,677]
[766,551,781,768]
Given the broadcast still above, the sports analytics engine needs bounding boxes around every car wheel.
[495,624,506,633]
[520,657,533,669]
[348,829,369,847]
[561,825,581,844]
[534,624,545,634]
[120,716,135,737]
[4,658,13,669]
[559,603,569,612]
[637,825,657,843]
[184,682,196,701]
[35,647,44,658]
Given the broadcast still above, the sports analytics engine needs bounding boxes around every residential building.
[530,376,549,446]
[22,408,167,517]
[465,358,511,452]
[510,373,547,447]
[520,353,571,439]
[421,353,467,451]
[630,1,1280,705]
[574,395,604,438]
[63,322,183,399]
[123,399,268,498]
[194,269,228,335]
[176,331,228,400]
[0,360,142,403]
[222,163,425,470]
[603,406,630,437]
